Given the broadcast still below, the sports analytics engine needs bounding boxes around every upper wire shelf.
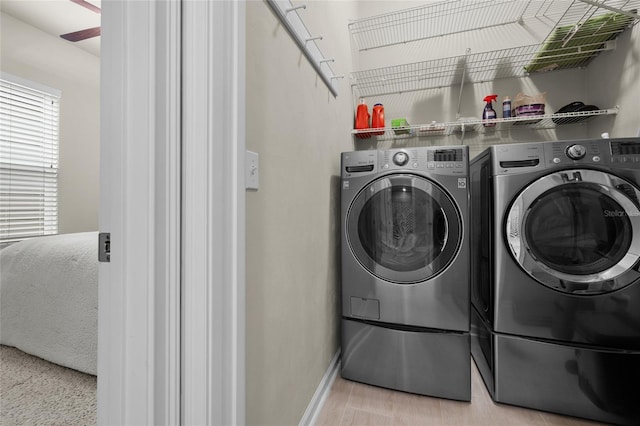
[351,0,640,97]
[349,0,639,53]
[349,0,557,51]
[351,38,617,97]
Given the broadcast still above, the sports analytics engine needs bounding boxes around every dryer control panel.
[547,139,607,166]
[547,138,640,168]
[492,138,640,175]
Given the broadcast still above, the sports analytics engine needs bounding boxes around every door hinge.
[99,232,111,263]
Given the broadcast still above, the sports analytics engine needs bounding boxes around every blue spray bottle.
[482,94,498,127]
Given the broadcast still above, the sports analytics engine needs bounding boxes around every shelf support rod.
[266,0,339,96]
[305,36,323,43]
[455,48,471,120]
[576,0,640,20]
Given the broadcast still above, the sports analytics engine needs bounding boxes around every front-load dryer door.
[506,169,640,294]
[347,173,462,284]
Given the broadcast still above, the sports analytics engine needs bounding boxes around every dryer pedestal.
[471,307,640,425]
[342,318,471,401]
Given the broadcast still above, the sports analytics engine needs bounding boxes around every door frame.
[98,0,245,424]
[182,0,246,424]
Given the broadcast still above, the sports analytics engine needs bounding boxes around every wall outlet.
[245,150,259,190]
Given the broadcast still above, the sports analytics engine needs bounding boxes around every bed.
[0,232,98,375]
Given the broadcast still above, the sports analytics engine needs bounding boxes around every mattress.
[0,232,98,375]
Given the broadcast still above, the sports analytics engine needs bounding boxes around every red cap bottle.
[371,103,384,135]
[355,99,371,139]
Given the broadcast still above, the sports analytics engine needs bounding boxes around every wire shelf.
[351,39,617,97]
[350,0,639,97]
[349,0,639,53]
[350,107,618,139]
[348,0,563,52]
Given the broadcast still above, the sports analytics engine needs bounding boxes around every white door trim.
[182,0,246,425]
[98,0,181,424]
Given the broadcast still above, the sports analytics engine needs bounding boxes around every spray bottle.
[482,94,498,127]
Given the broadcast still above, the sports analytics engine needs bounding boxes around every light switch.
[245,150,259,190]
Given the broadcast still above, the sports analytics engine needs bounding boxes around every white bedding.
[0,232,98,375]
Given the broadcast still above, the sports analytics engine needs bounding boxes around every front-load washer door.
[506,169,640,294]
[347,173,462,284]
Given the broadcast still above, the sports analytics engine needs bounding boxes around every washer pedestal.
[342,318,471,401]
[471,308,640,425]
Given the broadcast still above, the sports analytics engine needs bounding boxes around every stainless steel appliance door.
[506,169,640,294]
[347,173,462,284]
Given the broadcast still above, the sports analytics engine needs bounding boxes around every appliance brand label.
[343,181,349,189]
[604,209,640,217]
[458,178,467,189]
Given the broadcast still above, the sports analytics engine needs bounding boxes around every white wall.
[1,12,99,234]
[245,1,356,424]
[587,23,640,139]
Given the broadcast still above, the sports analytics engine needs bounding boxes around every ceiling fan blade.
[70,0,101,14]
[60,27,101,42]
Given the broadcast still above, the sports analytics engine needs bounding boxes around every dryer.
[340,147,470,401]
[470,138,640,425]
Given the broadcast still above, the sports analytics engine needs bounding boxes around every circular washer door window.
[347,174,462,284]
[506,169,640,294]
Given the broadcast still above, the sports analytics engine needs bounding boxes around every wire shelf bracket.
[266,0,340,97]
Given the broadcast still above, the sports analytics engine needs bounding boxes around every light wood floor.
[315,361,606,426]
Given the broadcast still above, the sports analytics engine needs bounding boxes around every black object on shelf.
[553,102,601,124]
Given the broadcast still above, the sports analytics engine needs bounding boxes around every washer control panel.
[380,148,467,175]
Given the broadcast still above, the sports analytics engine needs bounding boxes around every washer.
[340,146,470,401]
[470,138,640,425]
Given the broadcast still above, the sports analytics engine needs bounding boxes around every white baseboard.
[299,348,341,426]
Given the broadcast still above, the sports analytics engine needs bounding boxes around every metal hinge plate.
[99,232,111,262]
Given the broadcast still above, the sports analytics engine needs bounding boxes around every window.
[0,73,60,245]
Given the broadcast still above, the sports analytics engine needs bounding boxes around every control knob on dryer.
[393,151,409,166]
[566,144,587,160]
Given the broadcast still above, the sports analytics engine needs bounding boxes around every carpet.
[0,345,96,425]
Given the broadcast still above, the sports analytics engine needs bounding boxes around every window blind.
[0,74,60,244]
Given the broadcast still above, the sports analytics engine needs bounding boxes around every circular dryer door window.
[506,169,640,294]
[347,174,462,284]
